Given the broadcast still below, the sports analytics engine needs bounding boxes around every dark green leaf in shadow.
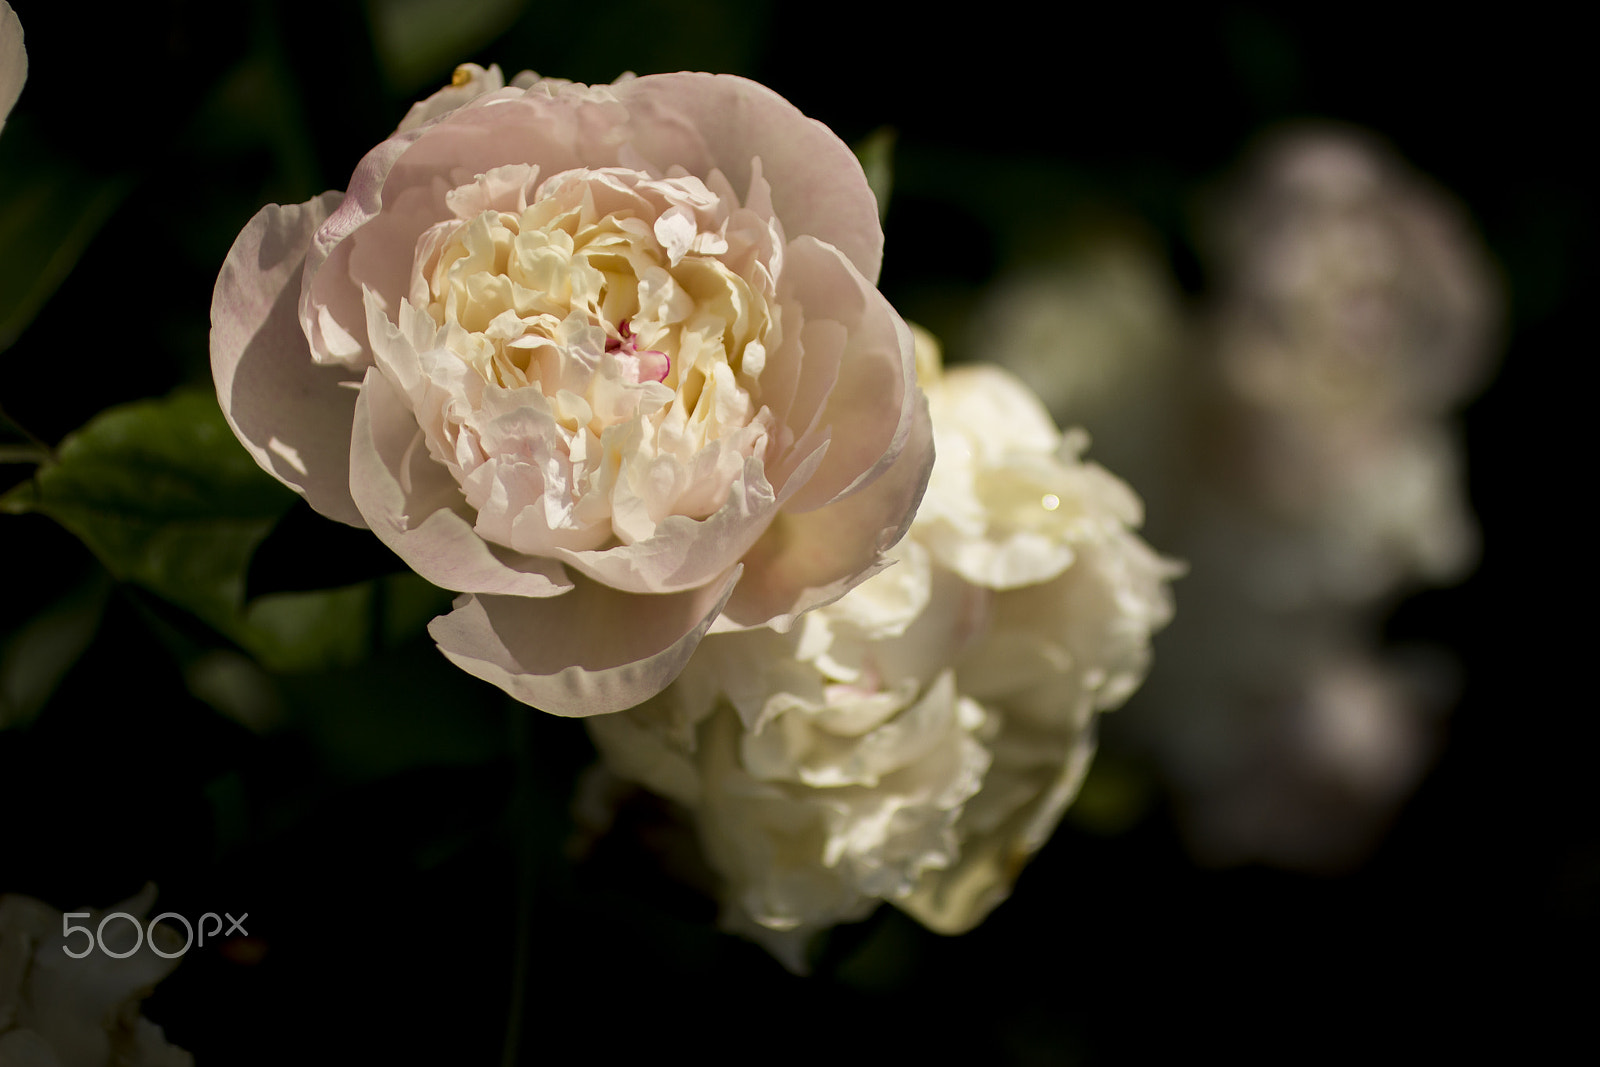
[0,443,50,466]
[186,649,289,734]
[0,570,112,730]
[1063,751,1156,836]
[192,51,323,210]
[247,498,406,598]
[0,121,130,352]
[365,0,528,95]
[242,571,453,673]
[0,390,456,677]
[0,390,297,636]
[239,584,374,673]
[832,906,925,991]
[278,644,509,781]
[854,126,895,225]
[496,0,769,86]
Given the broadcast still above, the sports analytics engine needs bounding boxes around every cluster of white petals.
[375,161,783,559]
[0,887,192,1067]
[953,129,1495,874]
[589,330,1178,966]
[213,66,930,717]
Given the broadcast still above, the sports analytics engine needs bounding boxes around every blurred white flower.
[0,885,192,1067]
[1209,126,1497,423]
[1195,127,1496,610]
[589,329,1178,966]
[1152,611,1454,870]
[964,229,1186,509]
[1126,125,1498,871]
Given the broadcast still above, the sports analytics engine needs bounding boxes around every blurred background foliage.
[0,0,1588,1060]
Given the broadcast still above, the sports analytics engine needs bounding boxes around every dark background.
[0,1,1588,1060]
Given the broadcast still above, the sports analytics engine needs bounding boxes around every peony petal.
[898,730,1097,936]
[0,1,24,129]
[428,565,742,716]
[547,442,830,596]
[350,367,573,597]
[774,236,919,514]
[396,62,505,132]
[617,74,884,282]
[933,364,1060,460]
[311,89,606,358]
[299,129,425,367]
[718,391,934,632]
[210,193,366,526]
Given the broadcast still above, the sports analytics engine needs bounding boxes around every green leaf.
[365,0,528,94]
[1,389,460,678]
[279,642,508,780]
[243,571,453,673]
[1,389,295,651]
[853,127,896,225]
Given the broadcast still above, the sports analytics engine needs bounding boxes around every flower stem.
[0,400,56,467]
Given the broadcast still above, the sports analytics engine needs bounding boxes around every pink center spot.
[607,320,671,383]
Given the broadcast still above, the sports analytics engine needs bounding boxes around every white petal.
[210,193,366,526]
[616,73,884,282]
[428,566,741,717]
[720,393,933,631]
[349,367,573,597]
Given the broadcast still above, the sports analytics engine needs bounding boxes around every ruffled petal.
[771,236,919,513]
[898,727,1098,935]
[546,442,830,596]
[302,85,619,367]
[616,73,884,282]
[299,129,426,367]
[395,62,505,132]
[428,565,742,716]
[210,193,366,526]
[718,391,934,632]
[349,367,573,597]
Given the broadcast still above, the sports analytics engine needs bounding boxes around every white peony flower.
[0,886,192,1067]
[964,232,1186,514]
[1200,125,1496,604]
[1125,125,1498,872]
[1209,126,1497,423]
[589,329,1178,964]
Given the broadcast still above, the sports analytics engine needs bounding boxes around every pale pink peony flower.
[211,67,931,716]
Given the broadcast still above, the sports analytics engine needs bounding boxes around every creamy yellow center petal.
[422,167,778,541]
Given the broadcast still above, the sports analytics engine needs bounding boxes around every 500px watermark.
[61,910,248,959]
